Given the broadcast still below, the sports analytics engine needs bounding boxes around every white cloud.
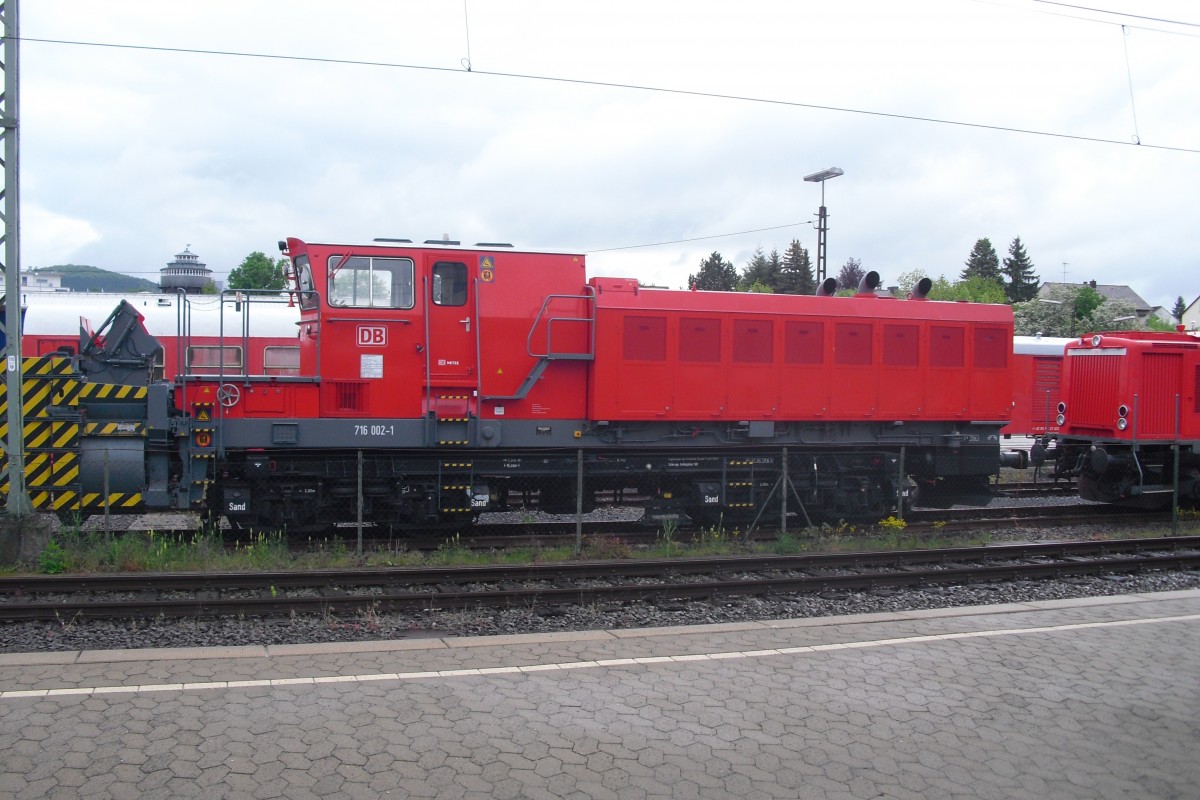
[22,207,101,267]
[17,0,1200,307]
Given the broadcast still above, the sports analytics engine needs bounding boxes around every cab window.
[432,262,468,307]
[328,256,415,309]
[294,255,318,310]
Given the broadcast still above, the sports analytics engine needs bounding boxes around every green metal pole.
[2,0,32,517]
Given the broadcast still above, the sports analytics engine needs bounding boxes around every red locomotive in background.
[13,290,299,380]
[4,237,1026,531]
[1051,330,1200,506]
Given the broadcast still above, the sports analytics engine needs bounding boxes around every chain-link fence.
[57,436,1195,556]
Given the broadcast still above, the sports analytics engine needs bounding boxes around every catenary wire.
[1031,0,1200,27]
[15,36,1200,156]
[968,0,1199,36]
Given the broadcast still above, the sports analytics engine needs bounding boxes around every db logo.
[357,325,387,347]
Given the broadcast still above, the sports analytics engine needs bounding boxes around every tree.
[895,269,1006,303]
[739,247,780,292]
[778,240,815,295]
[688,251,737,291]
[1012,284,1140,337]
[961,238,1001,283]
[836,257,866,292]
[228,251,287,291]
[1172,296,1187,322]
[1002,236,1040,303]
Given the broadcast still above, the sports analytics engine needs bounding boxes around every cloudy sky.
[21,1,1200,308]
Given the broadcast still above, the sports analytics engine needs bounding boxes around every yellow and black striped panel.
[0,356,76,395]
[26,490,84,512]
[18,421,81,451]
[83,422,145,437]
[0,380,78,421]
[0,357,81,422]
[0,420,74,446]
[21,355,77,378]
[23,451,80,488]
[79,492,143,511]
[78,382,147,401]
[8,488,144,513]
[0,486,80,512]
[19,379,59,420]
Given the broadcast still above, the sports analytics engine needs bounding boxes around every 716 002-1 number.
[354,424,395,437]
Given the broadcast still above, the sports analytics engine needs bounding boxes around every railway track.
[80,499,1169,548]
[3,536,1197,622]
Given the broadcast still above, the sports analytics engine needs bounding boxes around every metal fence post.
[897,445,906,521]
[575,449,584,558]
[780,447,788,539]
[103,448,111,544]
[356,449,364,556]
[1173,394,1180,535]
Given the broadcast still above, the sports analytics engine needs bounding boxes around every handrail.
[481,287,596,401]
[526,285,596,359]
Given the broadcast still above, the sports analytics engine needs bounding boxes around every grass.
[16,512,1200,575]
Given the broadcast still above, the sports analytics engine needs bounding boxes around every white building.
[1181,296,1200,332]
[19,270,68,293]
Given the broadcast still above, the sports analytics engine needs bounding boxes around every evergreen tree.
[779,239,815,295]
[229,251,287,291]
[688,251,738,291]
[765,248,783,292]
[836,257,866,292]
[739,247,785,292]
[961,238,1001,283]
[1172,296,1187,322]
[1001,236,1040,303]
[739,248,771,290]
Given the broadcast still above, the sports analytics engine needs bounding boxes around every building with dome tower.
[159,246,213,294]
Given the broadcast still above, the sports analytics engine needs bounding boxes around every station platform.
[3,590,1198,799]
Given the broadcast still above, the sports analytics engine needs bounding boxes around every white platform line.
[4,613,1198,701]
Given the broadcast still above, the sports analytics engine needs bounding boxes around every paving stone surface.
[2,591,1198,799]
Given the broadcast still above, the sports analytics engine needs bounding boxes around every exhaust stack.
[910,277,933,300]
[856,271,881,295]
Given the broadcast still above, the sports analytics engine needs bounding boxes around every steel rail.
[1,537,1196,621]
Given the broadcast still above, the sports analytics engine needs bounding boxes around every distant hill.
[29,265,159,294]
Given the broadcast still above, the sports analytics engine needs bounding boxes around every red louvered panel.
[1138,353,1181,437]
[1066,352,1120,427]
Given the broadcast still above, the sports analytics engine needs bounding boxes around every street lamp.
[804,167,844,285]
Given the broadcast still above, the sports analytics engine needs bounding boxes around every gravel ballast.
[3,525,1198,654]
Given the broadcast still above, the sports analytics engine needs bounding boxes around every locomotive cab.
[283,237,591,426]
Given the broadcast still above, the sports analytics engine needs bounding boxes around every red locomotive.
[1005,335,1071,441]
[3,237,1023,531]
[170,238,1020,531]
[1052,329,1200,507]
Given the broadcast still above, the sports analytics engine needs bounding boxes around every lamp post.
[804,167,843,285]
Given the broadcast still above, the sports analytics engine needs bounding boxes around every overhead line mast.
[1,0,33,516]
